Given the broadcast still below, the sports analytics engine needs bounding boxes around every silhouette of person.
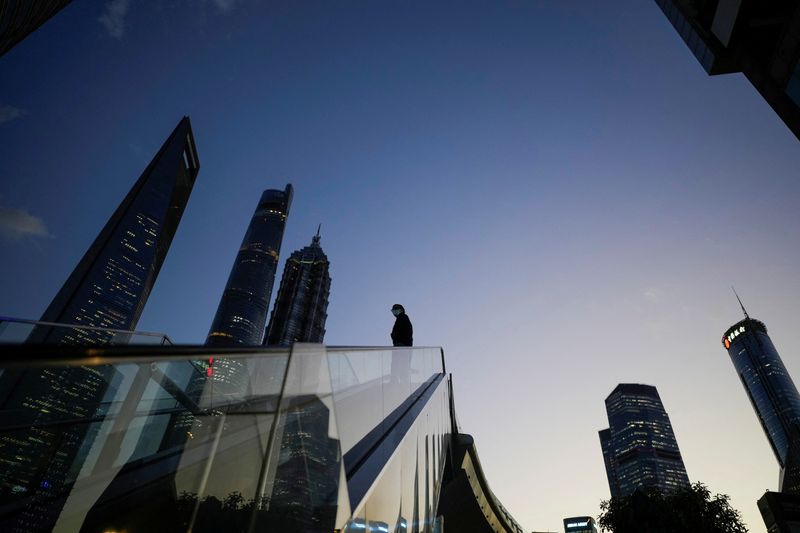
[390,304,413,347]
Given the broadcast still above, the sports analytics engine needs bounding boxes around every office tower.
[721,297,800,487]
[564,516,598,533]
[0,1,73,57]
[599,383,690,498]
[265,226,331,347]
[0,117,199,531]
[29,116,199,343]
[654,0,800,141]
[206,184,293,347]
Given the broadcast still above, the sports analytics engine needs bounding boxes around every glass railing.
[0,343,450,533]
[328,347,444,455]
[0,316,174,345]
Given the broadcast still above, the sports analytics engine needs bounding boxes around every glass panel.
[328,347,443,457]
[0,348,294,532]
[0,344,472,531]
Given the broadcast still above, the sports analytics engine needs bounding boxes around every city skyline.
[1,1,800,530]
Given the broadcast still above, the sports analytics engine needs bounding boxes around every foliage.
[598,482,748,533]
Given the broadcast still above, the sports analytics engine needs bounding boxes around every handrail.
[326,345,443,351]
[0,344,443,368]
[0,316,174,344]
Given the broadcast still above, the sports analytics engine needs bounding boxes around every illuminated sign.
[567,522,589,528]
[722,326,746,348]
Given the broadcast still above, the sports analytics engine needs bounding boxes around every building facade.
[206,184,293,346]
[599,383,690,499]
[654,0,800,141]
[265,227,331,347]
[31,116,199,344]
[722,313,800,477]
[0,117,200,532]
[0,0,73,57]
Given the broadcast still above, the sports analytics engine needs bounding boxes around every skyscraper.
[654,0,800,141]
[0,1,73,57]
[721,297,800,480]
[265,226,331,347]
[206,184,293,346]
[31,116,199,344]
[599,383,690,499]
[0,117,200,531]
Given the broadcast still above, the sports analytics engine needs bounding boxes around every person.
[390,304,413,346]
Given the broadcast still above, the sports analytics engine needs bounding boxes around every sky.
[2,0,800,530]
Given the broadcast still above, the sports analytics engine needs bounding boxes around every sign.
[722,325,746,348]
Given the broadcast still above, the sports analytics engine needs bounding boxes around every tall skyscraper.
[654,0,800,141]
[265,226,331,347]
[0,117,200,532]
[599,383,690,499]
[206,184,293,347]
[721,295,800,483]
[31,116,199,344]
[0,1,73,57]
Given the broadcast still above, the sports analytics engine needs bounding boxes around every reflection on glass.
[0,345,454,532]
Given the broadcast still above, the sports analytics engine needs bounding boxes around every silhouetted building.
[655,0,800,141]
[722,299,800,493]
[564,516,598,533]
[265,227,331,347]
[599,383,690,499]
[758,491,800,533]
[31,117,199,344]
[0,117,200,532]
[207,184,292,348]
[0,0,72,57]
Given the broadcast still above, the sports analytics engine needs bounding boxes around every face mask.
[392,309,401,317]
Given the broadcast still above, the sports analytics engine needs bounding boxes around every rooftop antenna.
[732,286,749,319]
[312,224,321,245]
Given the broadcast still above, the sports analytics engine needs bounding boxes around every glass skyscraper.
[0,116,200,532]
[265,227,331,347]
[206,184,293,347]
[722,312,800,472]
[31,116,200,344]
[599,383,690,499]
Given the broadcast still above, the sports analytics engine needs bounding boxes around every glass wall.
[0,343,449,533]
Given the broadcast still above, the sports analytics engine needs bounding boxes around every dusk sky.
[2,1,800,530]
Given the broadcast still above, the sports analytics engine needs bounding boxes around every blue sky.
[2,1,800,529]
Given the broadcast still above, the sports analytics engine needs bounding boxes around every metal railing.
[0,316,174,345]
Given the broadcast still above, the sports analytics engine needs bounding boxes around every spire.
[312,224,321,246]
[732,286,749,319]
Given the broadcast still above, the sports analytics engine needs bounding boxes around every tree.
[598,482,748,533]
